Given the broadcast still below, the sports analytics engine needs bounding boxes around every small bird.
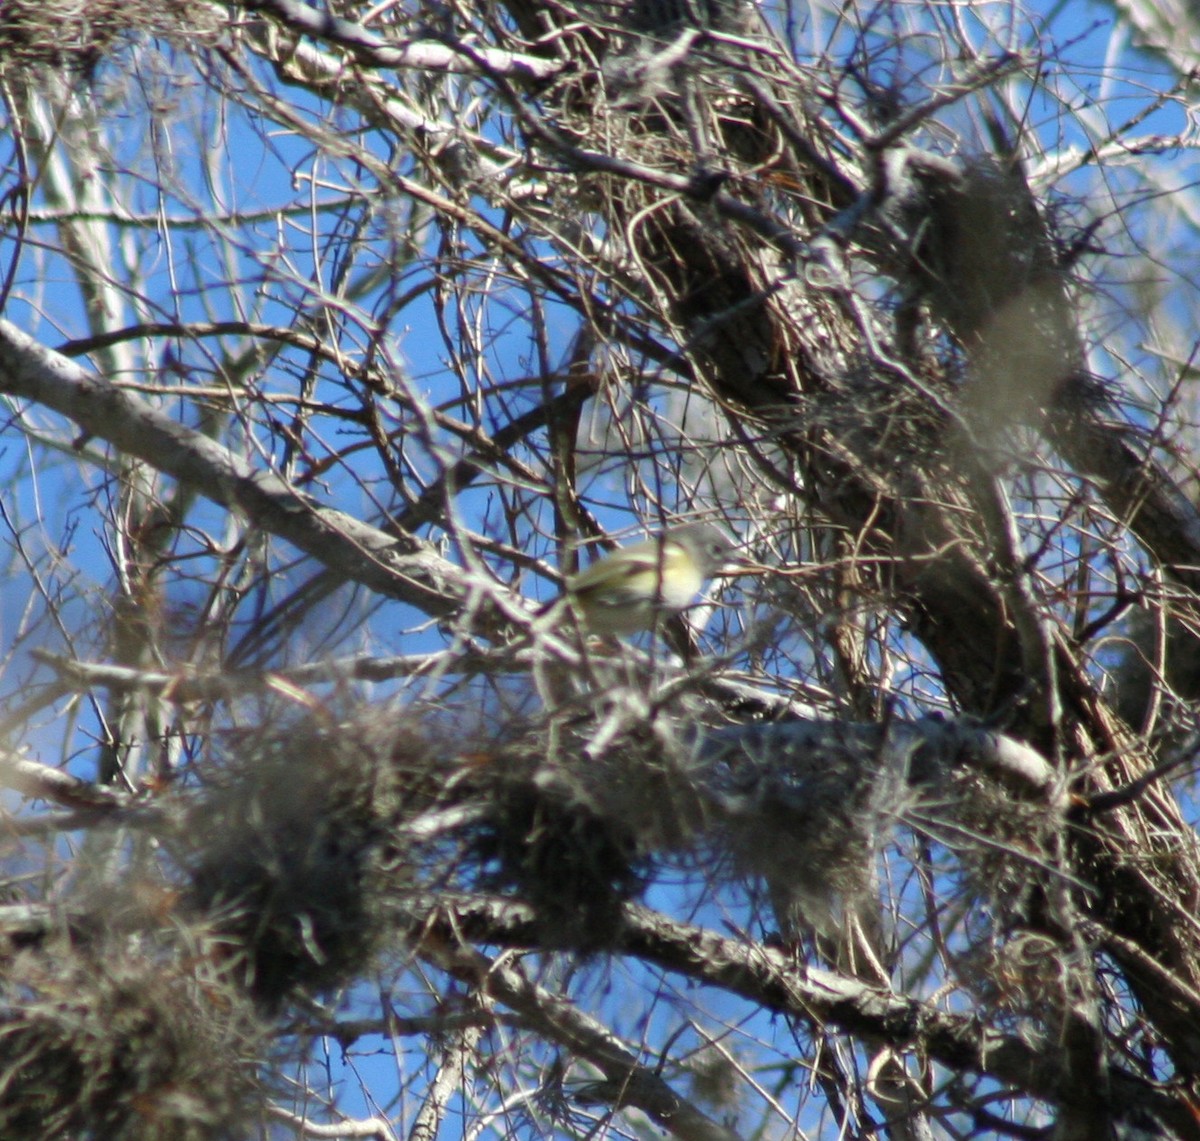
[560,522,738,636]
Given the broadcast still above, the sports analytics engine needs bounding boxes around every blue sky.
[0,0,1196,1132]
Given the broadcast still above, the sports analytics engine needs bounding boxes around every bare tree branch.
[0,319,473,621]
[229,0,564,80]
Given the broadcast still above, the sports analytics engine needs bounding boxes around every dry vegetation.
[0,0,1198,1137]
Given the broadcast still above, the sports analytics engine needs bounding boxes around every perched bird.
[560,522,738,636]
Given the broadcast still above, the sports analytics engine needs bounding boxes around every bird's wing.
[568,538,664,594]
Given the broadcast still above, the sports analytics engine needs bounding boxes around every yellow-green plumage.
[564,523,733,636]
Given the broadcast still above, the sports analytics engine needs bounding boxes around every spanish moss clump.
[698,722,915,941]
[466,783,646,950]
[182,716,409,1009]
[0,936,264,1141]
